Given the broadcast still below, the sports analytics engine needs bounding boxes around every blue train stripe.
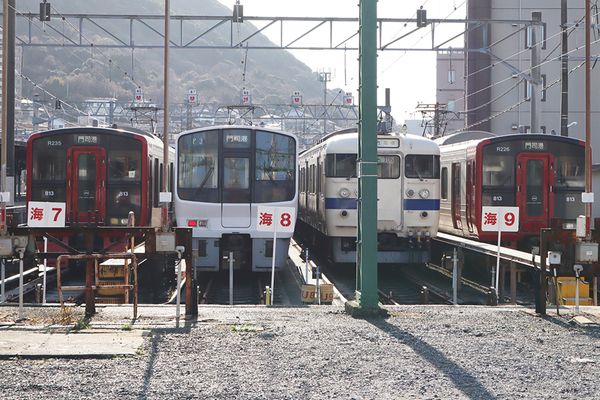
[325,197,358,209]
[404,199,440,210]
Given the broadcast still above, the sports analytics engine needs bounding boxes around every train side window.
[441,167,448,200]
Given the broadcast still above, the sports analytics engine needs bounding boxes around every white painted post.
[305,248,309,284]
[316,264,321,305]
[229,251,234,306]
[452,248,458,305]
[18,250,24,319]
[574,264,583,315]
[43,236,48,304]
[495,230,502,294]
[1,258,4,303]
[270,228,277,305]
[176,257,182,326]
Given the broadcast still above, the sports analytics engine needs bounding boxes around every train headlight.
[339,188,351,198]
[406,189,415,198]
[419,189,430,199]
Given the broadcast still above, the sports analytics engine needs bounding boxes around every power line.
[451,55,595,133]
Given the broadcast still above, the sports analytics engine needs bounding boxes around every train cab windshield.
[177,128,296,203]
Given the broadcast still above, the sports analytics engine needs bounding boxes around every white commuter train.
[296,128,440,264]
[174,126,298,272]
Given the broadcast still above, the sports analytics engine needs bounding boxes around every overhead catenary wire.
[463,7,593,82]
[454,29,600,115]
[47,2,142,90]
[451,53,597,134]
[381,0,467,75]
[1,4,118,92]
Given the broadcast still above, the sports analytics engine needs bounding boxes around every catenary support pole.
[351,0,380,313]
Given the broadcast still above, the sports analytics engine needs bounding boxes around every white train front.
[174,126,298,272]
[296,129,440,264]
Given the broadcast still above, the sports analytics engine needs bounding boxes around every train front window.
[178,131,219,202]
[482,155,514,187]
[106,143,143,225]
[326,154,357,178]
[254,131,296,202]
[224,158,249,189]
[405,155,440,179]
[378,155,400,179]
[108,151,141,181]
[554,155,584,188]
[31,137,67,202]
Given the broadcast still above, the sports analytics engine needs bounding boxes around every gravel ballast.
[1,305,600,399]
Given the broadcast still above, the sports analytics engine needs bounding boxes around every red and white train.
[436,131,586,248]
[27,126,173,249]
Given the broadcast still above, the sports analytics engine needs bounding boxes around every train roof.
[436,131,585,147]
[434,131,496,145]
[305,129,439,155]
[30,125,159,140]
[176,124,297,139]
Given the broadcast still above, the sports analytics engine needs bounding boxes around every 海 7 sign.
[481,206,519,232]
[27,201,66,227]
[256,206,295,233]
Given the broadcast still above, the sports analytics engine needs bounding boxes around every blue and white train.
[296,128,440,264]
[174,126,298,272]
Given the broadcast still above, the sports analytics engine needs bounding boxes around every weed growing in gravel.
[72,316,91,332]
[52,306,79,325]
[122,323,132,331]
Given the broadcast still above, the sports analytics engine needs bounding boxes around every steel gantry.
[6,12,541,52]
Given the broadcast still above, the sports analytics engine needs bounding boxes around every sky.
[215,0,466,123]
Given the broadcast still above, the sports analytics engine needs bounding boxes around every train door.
[516,154,552,231]
[221,155,251,228]
[67,147,106,223]
[451,162,462,230]
[466,160,475,233]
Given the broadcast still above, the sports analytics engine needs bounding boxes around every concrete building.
[440,1,600,216]
[436,50,466,135]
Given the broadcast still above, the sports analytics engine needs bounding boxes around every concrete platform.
[0,330,146,358]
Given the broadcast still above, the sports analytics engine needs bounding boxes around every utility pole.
[585,0,592,238]
[1,0,16,235]
[318,71,331,135]
[529,12,542,133]
[560,0,569,136]
[161,0,170,232]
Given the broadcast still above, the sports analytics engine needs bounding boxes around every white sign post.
[256,206,295,305]
[481,206,519,294]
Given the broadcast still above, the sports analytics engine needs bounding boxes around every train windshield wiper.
[197,166,214,192]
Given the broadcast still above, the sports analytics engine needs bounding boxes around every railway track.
[199,272,265,305]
